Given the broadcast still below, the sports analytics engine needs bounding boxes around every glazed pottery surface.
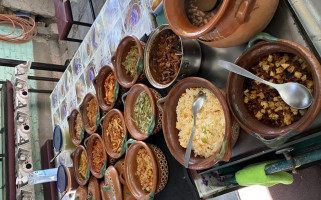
[227,39,321,139]
[73,145,89,185]
[161,77,232,170]
[124,84,162,141]
[164,0,279,47]
[115,35,146,88]
[80,93,100,134]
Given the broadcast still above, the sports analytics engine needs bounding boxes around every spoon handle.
[218,60,276,88]
[184,116,196,168]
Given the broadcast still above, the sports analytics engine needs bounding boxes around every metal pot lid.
[53,125,63,153]
[57,165,68,193]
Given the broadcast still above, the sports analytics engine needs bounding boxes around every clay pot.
[73,145,89,185]
[68,109,84,146]
[160,77,232,170]
[114,159,136,200]
[124,84,162,140]
[80,93,100,134]
[163,0,279,47]
[75,185,88,200]
[124,141,168,199]
[94,65,122,113]
[115,35,146,88]
[102,109,128,159]
[226,37,321,146]
[86,133,108,179]
[57,165,79,195]
[100,166,122,200]
[88,177,101,200]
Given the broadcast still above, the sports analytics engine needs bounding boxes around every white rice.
[176,88,225,158]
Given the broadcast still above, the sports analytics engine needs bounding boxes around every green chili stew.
[122,46,139,78]
[134,91,153,133]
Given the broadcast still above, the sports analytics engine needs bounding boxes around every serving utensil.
[218,60,313,109]
[184,91,207,168]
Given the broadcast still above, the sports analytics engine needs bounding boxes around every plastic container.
[53,125,76,154]
[27,168,58,185]
[57,165,79,195]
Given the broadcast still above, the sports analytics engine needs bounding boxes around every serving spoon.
[218,60,313,109]
[184,91,207,168]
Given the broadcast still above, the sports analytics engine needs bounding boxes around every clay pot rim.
[94,65,118,113]
[124,84,157,141]
[227,39,321,138]
[80,92,100,134]
[75,185,88,199]
[115,35,144,88]
[114,159,126,185]
[68,109,83,146]
[163,0,230,39]
[73,145,89,185]
[124,141,158,199]
[100,166,122,200]
[162,77,231,170]
[86,133,108,179]
[102,108,127,159]
[57,165,72,194]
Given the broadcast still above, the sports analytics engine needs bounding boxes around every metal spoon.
[184,91,207,168]
[218,60,313,109]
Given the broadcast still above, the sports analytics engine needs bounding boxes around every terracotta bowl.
[161,77,232,170]
[114,159,136,200]
[227,39,321,141]
[75,185,88,200]
[80,93,100,134]
[86,133,108,179]
[88,177,101,200]
[100,166,122,200]
[115,35,146,88]
[164,0,279,47]
[73,145,89,185]
[94,65,121,113]
[124,141,168,199]
[102,109,128,159]
[124,84,162,140]
[68,109,84,146]
[57,165,79,195]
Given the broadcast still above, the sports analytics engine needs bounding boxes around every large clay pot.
[124,141,168,200]
[160,77,232,170]
[86,133,108,179]
[68,109,85,146]
[102,109,128,159]
[226,34,321,148]
[100,166,122,200]
[88,177,101,200]
[124,84,162,141]
[164,0,279,47]
[57,165,79,195]
[73,145,89,185]
[94,65,122,113]
[75,185,88,200]
[80,93,100,134]
[115,35,146,88]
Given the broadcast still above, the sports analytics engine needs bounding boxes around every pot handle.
[244,32,279,52]
[84,135,92,148]
[157,96,168,114]
[235,0,253,24]
[99,113,107,129]
[100,160,108,176]
[113,80,120,103]
[119,134,129,156]
[147,191,155,200]
[136,57,144,76]
[121,90,130,107]
[215,130,229,161]
[252,130,299,149]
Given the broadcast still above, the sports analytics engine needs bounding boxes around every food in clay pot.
[185,0,219,27]
[149,29,182,85]
[100,166,122,200]
[73,145,89,185]
[68,109,84,146]
[80,93,100,134]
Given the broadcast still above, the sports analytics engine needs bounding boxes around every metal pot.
[144,25,202,89]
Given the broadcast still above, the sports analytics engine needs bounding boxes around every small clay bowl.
[115,35,146,88]
[100,166,122,200]
[75,185,88,200]
[80,93,100,134]
[227,39,321,141]
[94,65,120,113]
[88,177,101,200]
[57,165,79,195]
[124,141,168,199]
[68,109,84,146]
[124,84,162,141]
[102,109,128,159]
[86,133,108,179]
[161,77,232,170]
[114,158,126,185]
[73,145,89,185]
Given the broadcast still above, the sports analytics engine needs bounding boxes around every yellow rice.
[176,88,225,158]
